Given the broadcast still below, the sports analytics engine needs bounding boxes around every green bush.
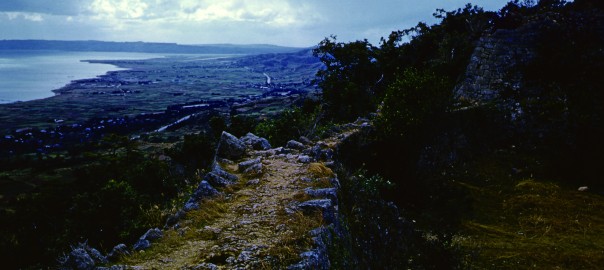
[376,68,452,141]
[254,102,324,146]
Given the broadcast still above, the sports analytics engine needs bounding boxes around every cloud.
[0,0,513,47]
[90,0,148,19]
[3,12,44,22]
[176,0,315,26]
[0,0,90,16]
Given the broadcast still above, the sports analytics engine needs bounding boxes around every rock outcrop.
[58,242,108,270]
[216,131,246,159]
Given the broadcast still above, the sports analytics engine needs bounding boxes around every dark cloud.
[0,0,90,16]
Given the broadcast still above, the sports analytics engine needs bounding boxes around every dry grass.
[264,210,324,267]
[455,178,604,269]
[115,196,229,266]
[308,163,334,178]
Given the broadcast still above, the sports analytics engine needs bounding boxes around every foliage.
[254,101,323,146]
[379,4,496,81]
[167,132,216,173]
[316,1,604,268]
[227,115,259,137]
[313,37,382,121]
[208,116,227,138]
[0,135,189,269]
[376,68,452,141]
[330,169,459,269]
[521,1,604,187]
[313,5,496,123]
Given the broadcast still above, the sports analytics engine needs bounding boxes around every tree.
[313,36,382,121]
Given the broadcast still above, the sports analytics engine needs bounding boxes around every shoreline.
[0,51,168,105]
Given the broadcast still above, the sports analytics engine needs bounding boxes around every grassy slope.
[453,155,604,269]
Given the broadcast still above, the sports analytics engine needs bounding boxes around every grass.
[308,162,334,178]
[454,167,604,269]
[263,210,324,268]
[115,196,229,265]
[111,156,332,268]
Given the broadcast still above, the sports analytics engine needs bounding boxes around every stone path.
[113,126,363,269]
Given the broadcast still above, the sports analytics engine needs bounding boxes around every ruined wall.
[454,19,550,104]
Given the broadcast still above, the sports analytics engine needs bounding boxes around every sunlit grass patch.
[264,210,324,267]
[308,162,334,178]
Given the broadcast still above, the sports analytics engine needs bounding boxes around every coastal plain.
[0,50,322,154]
[0,50,320,133]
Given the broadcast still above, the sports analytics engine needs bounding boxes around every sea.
[0,50,166,104]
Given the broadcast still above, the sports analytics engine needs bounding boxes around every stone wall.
[454,17,554,105]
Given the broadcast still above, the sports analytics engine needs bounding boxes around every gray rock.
[309,144,333,161]
[253,138,271,150]
[298,199,336,224]
[184,179,220,212]
[299,177,312,183]
[141,228,163,241]
[238,157,262,172]
[216,131,246,159]
[247,179,260,185]
[286,140,305,150]
[287,250,328,270]
[241,132,272,150]
[132,228,162,251]
[287,227,331,270]
[132,239,150,251]
[226,256,236,265]
[298,199,332,212]
[297,155,312,163]
[63,248,95,270]
[193,263,219,270]
[165,211,184,228]
[243,163,263,175]
[299,136,312,145]
[183,201,200,211]
[212,163,238,182]
[107,244,129,261]
[86,247,108,264]
[204,172,233,187]
[276,147,290,154]
[59,242,109,269]
[191,180,219,200]
[96,265,128,270]
[237,250,254,262]
[305,188,338,203]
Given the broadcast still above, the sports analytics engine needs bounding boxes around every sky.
[0,0,511,47]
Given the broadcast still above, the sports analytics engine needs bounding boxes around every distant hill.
[0,40,304,54]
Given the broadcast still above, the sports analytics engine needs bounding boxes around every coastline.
[0,51,167,104]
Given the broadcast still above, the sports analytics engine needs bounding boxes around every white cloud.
[90,0,149,19]
[87,0,316,26]
[2,12,44,22]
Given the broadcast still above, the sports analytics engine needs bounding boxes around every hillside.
[59,123,363,269]
[2,1,604,269]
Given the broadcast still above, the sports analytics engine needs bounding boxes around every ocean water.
[0,51,165,104]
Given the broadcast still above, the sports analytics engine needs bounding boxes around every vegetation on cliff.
[310,0,604,268]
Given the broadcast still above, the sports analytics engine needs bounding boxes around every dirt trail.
[117,127,361,269]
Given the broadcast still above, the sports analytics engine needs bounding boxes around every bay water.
[0,51,165,104]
